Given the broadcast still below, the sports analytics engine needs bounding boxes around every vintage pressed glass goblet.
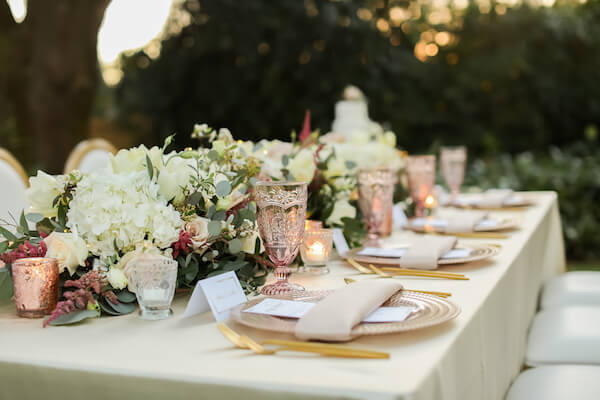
[129,256,178,320]
[255,181,308,295]
[357,168,396,243]
[440,146,467,199]
[406,155,436,218]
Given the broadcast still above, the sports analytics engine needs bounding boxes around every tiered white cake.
[331,86,372,138]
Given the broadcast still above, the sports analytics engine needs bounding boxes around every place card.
[392,203,408,229]
[332,228,350,256]
[357,247,471,259]
[182,271,247,321]
[244,298,415,323]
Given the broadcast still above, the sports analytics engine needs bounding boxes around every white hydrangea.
[66,170,183,261]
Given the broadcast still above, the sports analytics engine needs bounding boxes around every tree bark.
[1,0,110,173]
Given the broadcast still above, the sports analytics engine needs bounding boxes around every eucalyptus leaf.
[345,160,357,169]
[25,213,44,223]
[99,300,122,316]
[215,180,231,198]
[208,220,222,237]
[187,192,203,206]
[115,290,137,303]
[105,300,136,315]
[47,309,99,326]
[228,238,242,254]
[0,241,8,253]
[212,210,226,221]
[207,149,219,161]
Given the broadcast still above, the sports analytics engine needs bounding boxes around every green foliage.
[0,268,14,304]
[465,141,600,260]
[115,0,600,157]
[46,309,99,326]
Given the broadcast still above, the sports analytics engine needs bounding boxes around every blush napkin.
[400,236,458,270]
[444,211,488,233]
[295,280,404,342]
[478,189,513,208]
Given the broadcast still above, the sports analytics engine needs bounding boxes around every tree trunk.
[1,0,110,173]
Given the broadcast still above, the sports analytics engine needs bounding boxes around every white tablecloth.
[0,192,565,400]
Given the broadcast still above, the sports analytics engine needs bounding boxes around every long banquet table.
[0,192,565,400]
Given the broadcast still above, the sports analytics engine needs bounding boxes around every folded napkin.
[400,236,457,270]
[295,280,403,342]
[478,189,513,208]
[444,211,488,233]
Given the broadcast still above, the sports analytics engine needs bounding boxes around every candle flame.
[308,241,325,256]
[425,194,436,208]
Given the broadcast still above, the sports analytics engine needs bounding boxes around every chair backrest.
[64,138,117,174]
[0,148,28,229]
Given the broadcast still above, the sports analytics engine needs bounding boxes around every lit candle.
[300,228,333,274]
[425,194,436,208]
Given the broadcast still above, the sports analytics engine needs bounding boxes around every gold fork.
[217,323,390,359]
[343,277,452,298]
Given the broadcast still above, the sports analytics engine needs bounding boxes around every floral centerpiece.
[0,125,270,326]
[251,111,406,247]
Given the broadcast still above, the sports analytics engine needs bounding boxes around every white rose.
[326,199,357,226]
[44,232,88,275]
[158,155,193,204]
[324,156,348,180]
[241,230,264,254]
[110,145,162,174]
[288,148,317,183]
[25,171,63,218]
[185,216,211,250]
[107,268,128,289]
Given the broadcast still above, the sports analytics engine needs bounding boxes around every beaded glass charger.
[230,290,460,336]
[345,242,500,267]
[405,217,519,234]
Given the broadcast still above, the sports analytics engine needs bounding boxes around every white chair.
[506,365,600,400]
[526,306,600,366]
[541,271,600,309]
[63,138,117,174]
[0,148,28,227]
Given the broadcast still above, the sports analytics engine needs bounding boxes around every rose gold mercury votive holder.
[11,257,59,318]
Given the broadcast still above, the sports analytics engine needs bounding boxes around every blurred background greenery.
[0,0,599,261]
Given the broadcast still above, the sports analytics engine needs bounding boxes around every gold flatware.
[343,277,451,298]
[379,267,469,280]
[348,258,468,280]
[428,231,509,239]
[368,263,391,278]
[217,323,390,359]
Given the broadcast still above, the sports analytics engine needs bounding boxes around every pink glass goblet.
[254,181,308,296]
[440,146,467,199]
[406,155,436,218]
[357,168,396,244]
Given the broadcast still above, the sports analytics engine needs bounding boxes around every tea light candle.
[11,257,59,318]
[425,194,437,208]
[300,228,333,274]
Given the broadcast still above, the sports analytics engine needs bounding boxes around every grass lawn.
[568,262,600,272]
